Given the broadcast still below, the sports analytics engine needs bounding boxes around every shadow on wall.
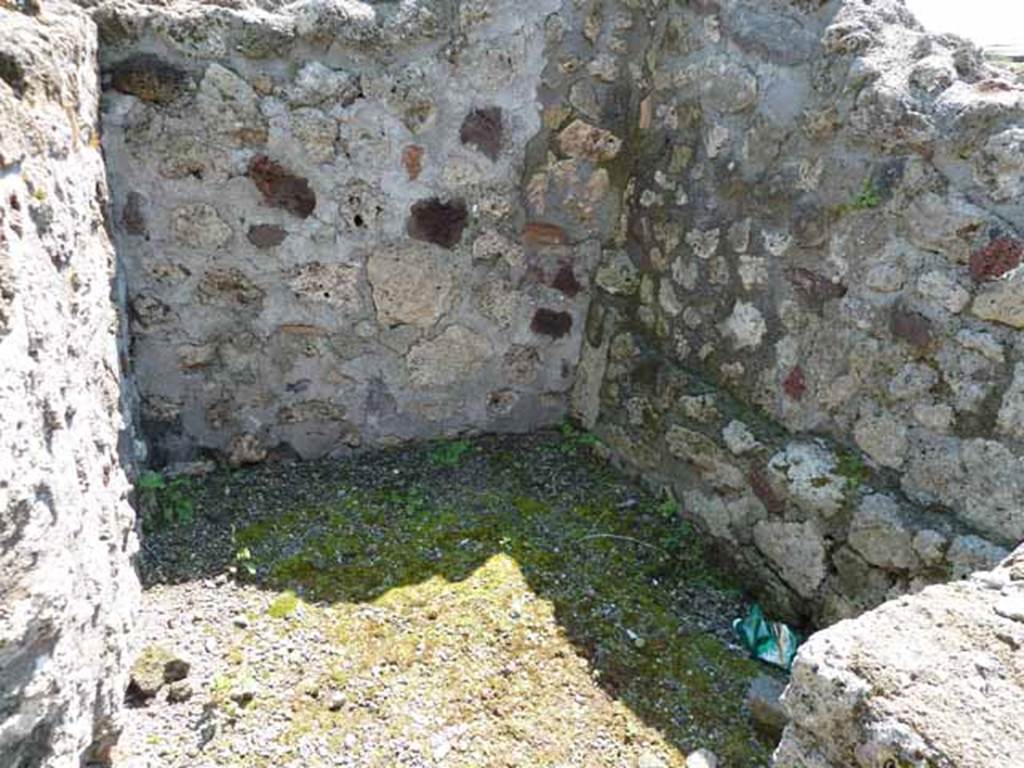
[135,433,780,766]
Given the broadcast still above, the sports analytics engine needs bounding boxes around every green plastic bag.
[733,604,801,670]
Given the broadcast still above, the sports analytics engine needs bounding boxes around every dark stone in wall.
[460,107,503,161]
[108,54,188,104]
[783,366,806,401]
[531,308,573,339]
[122,191,147,235]
[406,197,468,249]
[970,237,1022,282]
[247,224,287,248]
[552,264,582,297]
[0,49,27,98]
[247,155,316,219]
[786,267,847,312]
[890,307,933,349]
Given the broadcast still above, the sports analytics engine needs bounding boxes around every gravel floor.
[114,432,780,768]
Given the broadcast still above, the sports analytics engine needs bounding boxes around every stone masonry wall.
[574,0,1024,625]
[90,0,1024,624]
[92,0,614,467]
[0,2,139,765]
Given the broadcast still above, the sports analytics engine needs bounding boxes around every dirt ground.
[115,431,780,768]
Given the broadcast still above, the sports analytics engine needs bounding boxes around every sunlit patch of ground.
[116,432,778,767]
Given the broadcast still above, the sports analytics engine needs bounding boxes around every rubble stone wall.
[0,2,139,764]
[90,0,1024,624]
[4,0,1024,763]
[575,0,1024,624]
[94,0,615,467]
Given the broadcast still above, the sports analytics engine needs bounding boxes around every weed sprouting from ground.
[135,471,195,532]
[428,438,473,467]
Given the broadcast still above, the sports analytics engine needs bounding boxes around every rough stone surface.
[753,520,827,600]
[777,545,1024,768]
[8,0,1024,759]
[0,4,138,764]
[95,0,594,464]
[746,675,787,743]
[578,0,1024,626]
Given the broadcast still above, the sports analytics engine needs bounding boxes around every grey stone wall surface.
[3,0,1024,763]
[92,0,609,467]
[572,0,1024,624]
[0,2,139,766]
[87,0,1024,623]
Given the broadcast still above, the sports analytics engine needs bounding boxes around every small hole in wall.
[353,214,365,228]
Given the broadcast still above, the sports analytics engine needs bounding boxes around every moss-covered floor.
[119,431,778,768]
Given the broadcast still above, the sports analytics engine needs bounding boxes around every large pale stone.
[368,242,455,328]
[972,271,1024,329]
[752,520,827,599]
[665,425,746,492]
[407,325,492,388]
[289,262,362,313]
[847,494,919,571]
[904,437,1024,547]
[777,546,1024,768]
[722,301,766,350]
[571,337,609,430]
[169,203,232,249]
[853,412,908,469]
[767,443,846,520]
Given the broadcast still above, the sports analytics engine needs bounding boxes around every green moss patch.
[138,432,775,766]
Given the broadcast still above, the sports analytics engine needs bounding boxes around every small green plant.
[835,450,870,492]
[852,177,882,210]
[656,497,680,520]
[135,470,195,531]
[558,421,601,455]
[234,546,257,579]
[428,439,472,468]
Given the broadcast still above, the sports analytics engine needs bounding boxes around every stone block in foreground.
[776,546,1024,767]
[0,2,139,764]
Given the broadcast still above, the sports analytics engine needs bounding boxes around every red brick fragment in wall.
[247,155,316,219]
[783,366,806,401]
[523,222,567,246]
[552,264,582,297]
[402,145,424,181]
[970,237,1023,282]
